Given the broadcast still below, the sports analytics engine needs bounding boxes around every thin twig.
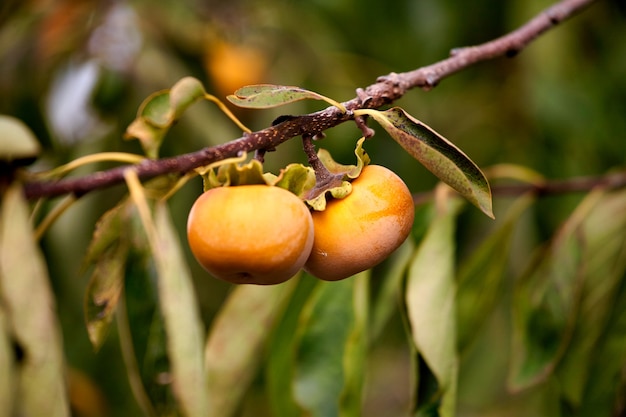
[412,170,626,206]
[22,0,598,200]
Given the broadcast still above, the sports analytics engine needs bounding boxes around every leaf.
[228,84,346,112]
[0,115,41,161]
[0,183,69,417]
[205,278,298,417]
[405,198,462,417]
[370,239,415,342]
[576,269,626,416]
[339,272,369,417]
[508,189,607,392]
[0,306,15,413]
[292,275,368,417]
[151,203,209,417]
[125,77,208,158]
[169,77,208,120]
[266,276,318,417]
[121,237,173,417]
[360,107,493,218]
[456,193,535,352]
[84,241,128,351]
[555,189,626,407]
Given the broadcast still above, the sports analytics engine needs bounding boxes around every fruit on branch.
[187,185,314,285]
[304,165,414,281]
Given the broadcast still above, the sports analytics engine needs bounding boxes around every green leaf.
[360,107,493,218]
[456,194,535,352]
[576,269,626,416]
[555,189,626,407]
[121,240,172,417]
[205,278,298,417]
[266,276,318,417]
[370,239,415,342]
[405,198,462,417]
[508,189,608,392]
[0,115,41,161]
[125,77,208,158]
[151,203,209,417]
[292,275,368,417]
[339,272,369,417]
[169,77,208,120]
[228,84,346,112]
[0,184,69,417]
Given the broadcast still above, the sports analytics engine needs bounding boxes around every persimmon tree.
[1,0,625,416]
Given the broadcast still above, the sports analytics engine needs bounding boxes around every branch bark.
[22,0,598,200]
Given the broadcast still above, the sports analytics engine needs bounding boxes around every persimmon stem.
[302,134,333,184]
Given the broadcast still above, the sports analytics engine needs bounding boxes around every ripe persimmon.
[187,185,314,285]
[304,165,414,281]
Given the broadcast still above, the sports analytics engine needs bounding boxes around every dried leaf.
[152,203,209,417]
[0,183,69,417]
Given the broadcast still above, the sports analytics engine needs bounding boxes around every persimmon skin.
[187,185,314,285]
[304,165,415,281]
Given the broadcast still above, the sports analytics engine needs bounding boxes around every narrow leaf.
[362,108,493,218]
[370,239,415,342]
[0,184,69,417]
[266,276,318,417]
[0,306,15,413]
[339,271,369,417]
[152,203,209,417]
[293,277,362,417]
[84,241,128,350]
[508,189,607,391]
[405,198,462,417]
[205,278,298,417]
[457,193,535,352]
[556,189,626,407]
[228,84,346,112]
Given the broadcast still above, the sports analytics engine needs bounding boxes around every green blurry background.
[1,0,625,415]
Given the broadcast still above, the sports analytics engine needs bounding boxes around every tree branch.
[413,170,626,206]
[22,0,598,200]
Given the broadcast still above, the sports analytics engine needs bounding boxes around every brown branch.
[22,0,598,200]
[412,170,626,206]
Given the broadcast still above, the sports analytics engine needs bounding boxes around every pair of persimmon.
[186,165,415,285]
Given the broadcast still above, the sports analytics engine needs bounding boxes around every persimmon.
[187,185,314,285]
[304,165,414,281]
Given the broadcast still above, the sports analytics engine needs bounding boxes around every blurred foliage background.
[1,0,625,416]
